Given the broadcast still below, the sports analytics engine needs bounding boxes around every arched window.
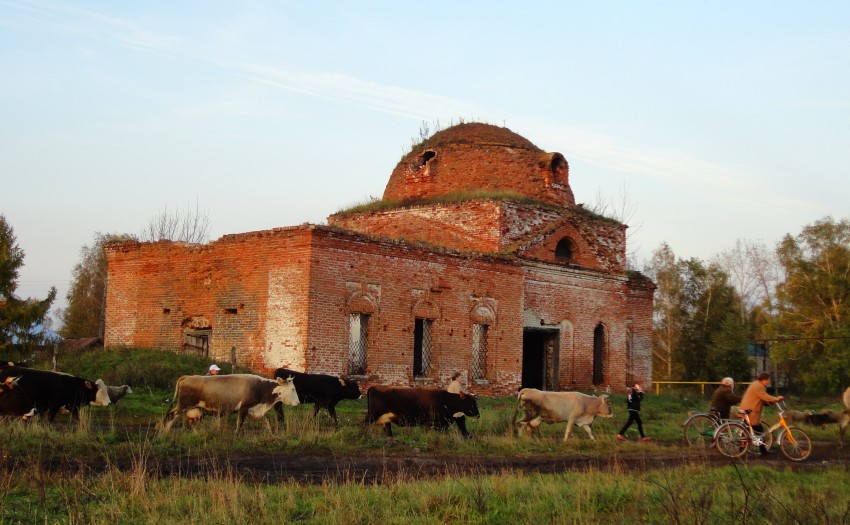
[419,150,436,167]
[555,237,575,263]
[593,323,606,386]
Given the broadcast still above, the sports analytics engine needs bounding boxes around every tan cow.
[514,389,613,441]
[162,374,299,433]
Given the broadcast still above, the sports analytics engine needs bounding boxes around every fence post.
[52,342,59,371]
[230,346,236,373]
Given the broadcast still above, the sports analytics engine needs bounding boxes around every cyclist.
[709,377,742,420]
[740,372,784,456]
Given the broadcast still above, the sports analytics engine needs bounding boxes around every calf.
[106,384,133,404]
[162,374,299,433]
[514,389,613,441]
[364,385,479,437]
[272,368,361,425]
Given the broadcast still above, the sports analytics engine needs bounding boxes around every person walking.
[617,383,650,442]
[740,372,783,456]
[709,377,742,420]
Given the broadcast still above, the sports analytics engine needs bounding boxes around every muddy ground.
[20,442,850,485]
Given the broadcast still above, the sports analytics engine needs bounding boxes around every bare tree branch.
[141,200,211,244]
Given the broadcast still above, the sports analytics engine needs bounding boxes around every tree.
[713,238,781,325]
[140,200,211,244]
[767,216,850,391]
[675,258,750,381]
[646,243,686,379]
[0,215,56,350]
[57,232,136,339]
[646,242,752,381]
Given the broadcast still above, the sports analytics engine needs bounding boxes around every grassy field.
[1,348,848,523]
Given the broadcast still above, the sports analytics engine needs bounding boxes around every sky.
[3,1,849,327]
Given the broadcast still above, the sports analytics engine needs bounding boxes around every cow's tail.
[161,375,186,426]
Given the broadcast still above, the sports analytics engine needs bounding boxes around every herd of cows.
[0,362,617,440]
[3,360,849,447]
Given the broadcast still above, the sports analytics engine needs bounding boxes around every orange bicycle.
[713,401,811,461]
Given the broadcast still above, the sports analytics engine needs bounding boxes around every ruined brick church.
[104,123,654,396]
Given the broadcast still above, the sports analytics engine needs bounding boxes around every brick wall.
[105,224,653,396]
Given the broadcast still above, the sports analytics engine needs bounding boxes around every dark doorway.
[593,324,606,385]
[522,329,559,390]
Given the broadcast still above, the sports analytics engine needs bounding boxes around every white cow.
[514,389,613,441]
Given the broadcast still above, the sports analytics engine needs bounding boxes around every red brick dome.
[383,123,575,208]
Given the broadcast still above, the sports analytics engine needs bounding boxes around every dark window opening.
[549,154,568,185]
[163,308,171,314]
[413,318,433,377]
[555,237,575,263]
[593,324,606,385]
[224,308,237,315]
[419,150,436,167]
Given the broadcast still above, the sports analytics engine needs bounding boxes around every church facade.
[104,123,654,395]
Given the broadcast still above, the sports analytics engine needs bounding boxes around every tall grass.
[1,455,847,524]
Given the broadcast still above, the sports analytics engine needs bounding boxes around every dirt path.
[26,442,848,485]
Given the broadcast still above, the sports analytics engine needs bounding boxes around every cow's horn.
[339,377,346,386]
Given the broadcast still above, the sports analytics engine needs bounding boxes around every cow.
[786,408,850,447]
[364,385,479,438]
[106,384,133,404]
[513,389,613,441]
[161,374,300,433]
[272,368,362,425]
[0,365,111,422]
[0,376,36,420]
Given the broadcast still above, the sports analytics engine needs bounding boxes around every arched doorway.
[593,323,606,386]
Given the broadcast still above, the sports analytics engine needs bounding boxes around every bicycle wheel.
[714,422,750,458]
[779,427,812,462]
[683,414,717,448]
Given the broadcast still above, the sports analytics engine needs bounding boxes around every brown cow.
[514,389,613,441]
[162,374,299,433]
[364,385,479,437]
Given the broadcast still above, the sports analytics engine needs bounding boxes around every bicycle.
[713,401,811,461]
[682,410,722,448]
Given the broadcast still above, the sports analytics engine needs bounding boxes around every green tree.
[0,215,56,350]
[767,216,850,391]
[675,258,750,381]
[646,243,752,381]
[647,243,687,379]
[57,232,136,339]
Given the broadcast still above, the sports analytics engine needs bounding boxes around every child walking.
[617,383,650,442]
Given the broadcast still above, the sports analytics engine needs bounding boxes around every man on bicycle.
[740,372,784,456]
[709,377,741,420]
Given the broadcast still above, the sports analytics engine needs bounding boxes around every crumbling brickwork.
[104,123,654,395]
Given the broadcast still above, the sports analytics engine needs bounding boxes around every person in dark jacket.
[709,377,741,420]
[617,383,650,441]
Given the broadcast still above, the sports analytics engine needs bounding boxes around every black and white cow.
[272,368,362,425]
[0,366,111,422]
[0,376,37,420]
[364,385,479,437]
